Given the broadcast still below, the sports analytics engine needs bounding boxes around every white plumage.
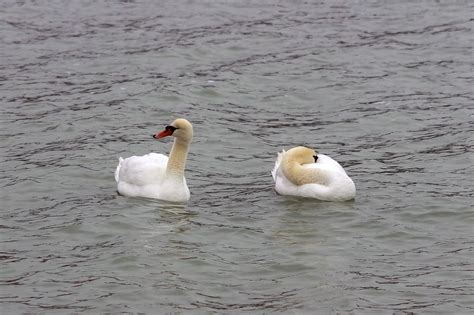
[272,147,356,201]
[115,119,192,203]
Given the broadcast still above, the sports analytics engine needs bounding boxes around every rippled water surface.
[1,1,473,314]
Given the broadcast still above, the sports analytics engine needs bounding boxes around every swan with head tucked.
[114,118,193,202]
[271,146,355,201]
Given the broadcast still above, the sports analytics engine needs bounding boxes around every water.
[1,0,473,313]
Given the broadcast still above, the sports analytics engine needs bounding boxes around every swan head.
[153,118,193,143]
[285,146,319,165]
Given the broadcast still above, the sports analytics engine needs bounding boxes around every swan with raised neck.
[115,118,193,202]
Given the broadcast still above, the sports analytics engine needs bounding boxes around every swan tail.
[114,157,124,182]
[271,149,286,181]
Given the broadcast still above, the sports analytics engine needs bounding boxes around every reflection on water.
[1,0,473,313]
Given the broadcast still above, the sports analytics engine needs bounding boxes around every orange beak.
[153,130,172,139]
[153,129,173,139]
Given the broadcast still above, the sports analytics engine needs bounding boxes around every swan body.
[115,118,192,202]
[272,146,356,201]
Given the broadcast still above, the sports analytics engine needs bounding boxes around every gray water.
[1,1,473,314]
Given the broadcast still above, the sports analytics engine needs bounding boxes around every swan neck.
[282,159,328,186]
[166,138,189,179]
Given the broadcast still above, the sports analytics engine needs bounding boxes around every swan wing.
[116,153,168,187]
[271,149,285,181]
[114,157,124,182]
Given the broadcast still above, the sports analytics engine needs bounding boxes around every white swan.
[272,146,356,201]
[114,118,193,202]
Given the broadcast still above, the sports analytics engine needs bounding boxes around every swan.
[271,146,356,201]
[114,118,193,202]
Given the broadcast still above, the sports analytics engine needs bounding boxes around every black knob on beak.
[313,155,318,162]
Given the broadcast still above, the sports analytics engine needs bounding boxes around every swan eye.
[165,125,177,133]
[313,155,318,162]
